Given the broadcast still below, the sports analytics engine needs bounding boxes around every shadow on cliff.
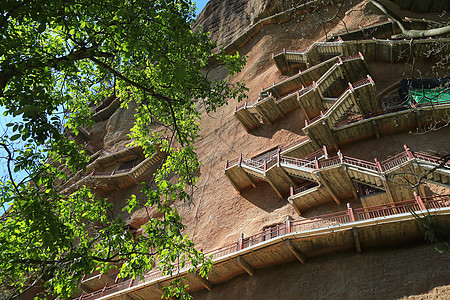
[239,181,288,212]
[249,109,306,139]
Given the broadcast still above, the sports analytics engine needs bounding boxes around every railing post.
[323,145,328,159]
[348,82,354,91]
[225,160,229,169]
[414,191,426,211]
[315,157,319,169]
[404,144,414,159]
[305,119,309,127]
[290,184,294,197]
[337,150,343,164]
[238,153,242,166]
[286,216,291,234]
[277,148,281,166]
[347,203,355,222]
[244,101,247,109]
[128,278,134,288]
[238,233,244,250]
[101,283,108,296]
[374,158,383,173]
[264,160,267,171]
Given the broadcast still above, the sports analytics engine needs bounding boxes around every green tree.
[0,0,247,299]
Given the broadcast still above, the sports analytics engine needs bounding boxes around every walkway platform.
[77,196,450,300]
[235,54,376,132]
[226,145,450,214]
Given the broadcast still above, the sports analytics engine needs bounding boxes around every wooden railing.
[77,194,450,300]
[291,181,319,196]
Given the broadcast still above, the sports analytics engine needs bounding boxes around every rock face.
[94,0,450,298]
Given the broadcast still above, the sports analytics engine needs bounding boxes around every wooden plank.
[193,272,213,291]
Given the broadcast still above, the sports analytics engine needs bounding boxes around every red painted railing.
[280,156,316,169]
[380,151,409,171]
[342,156,378,172]
[292,181,319,196]
[414,152,450,167]
[77,194,450,300]
[243,223,287,248]
[290,210,352,232]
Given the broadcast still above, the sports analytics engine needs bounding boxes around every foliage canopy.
[0,0,246,299]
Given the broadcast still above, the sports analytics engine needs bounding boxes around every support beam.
[255,107,273,126]
[316,174,341,205]
[382,178,395,203]
[371,120,380,139]
[285,240,306,264]
[224,172,242,194]
[194,272,213,291]
[236,256,254,276]
[240,168,257,189]
[352,227,362,253]
[265,175,285,199]
[342,165,359,202]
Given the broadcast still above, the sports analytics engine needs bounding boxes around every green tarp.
[409,87,450,105]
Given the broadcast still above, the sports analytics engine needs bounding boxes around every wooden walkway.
[300,100,450,156]
[225,145,450,214]
[61,146,165,194]
[273,36,450,75]
[234,54,379,132]
[76,196,450,300]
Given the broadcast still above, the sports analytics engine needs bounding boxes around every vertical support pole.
[225,160,229,169]
[414,191,426,211]
[264,161,267,171]
[128,279,134,288]
[286,216,291,234]
[337,150,343,164]
[374,158,383,173]
[315,157,319,169]
[238,233,244,250]
[305,119,309,127]
[290,184,294,197]
[404,144,414,159]
[347,203,355,222]
[323,145,328,159]
[238,153,242,166]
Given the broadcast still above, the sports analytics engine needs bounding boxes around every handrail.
[78,194,450,300]
[413,152,450,167]
[280,156,316,169]
[342,156,378,172]
[293,181,319,195]
[262,56,339,93]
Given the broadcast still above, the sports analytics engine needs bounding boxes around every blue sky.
[195,0,209,15]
